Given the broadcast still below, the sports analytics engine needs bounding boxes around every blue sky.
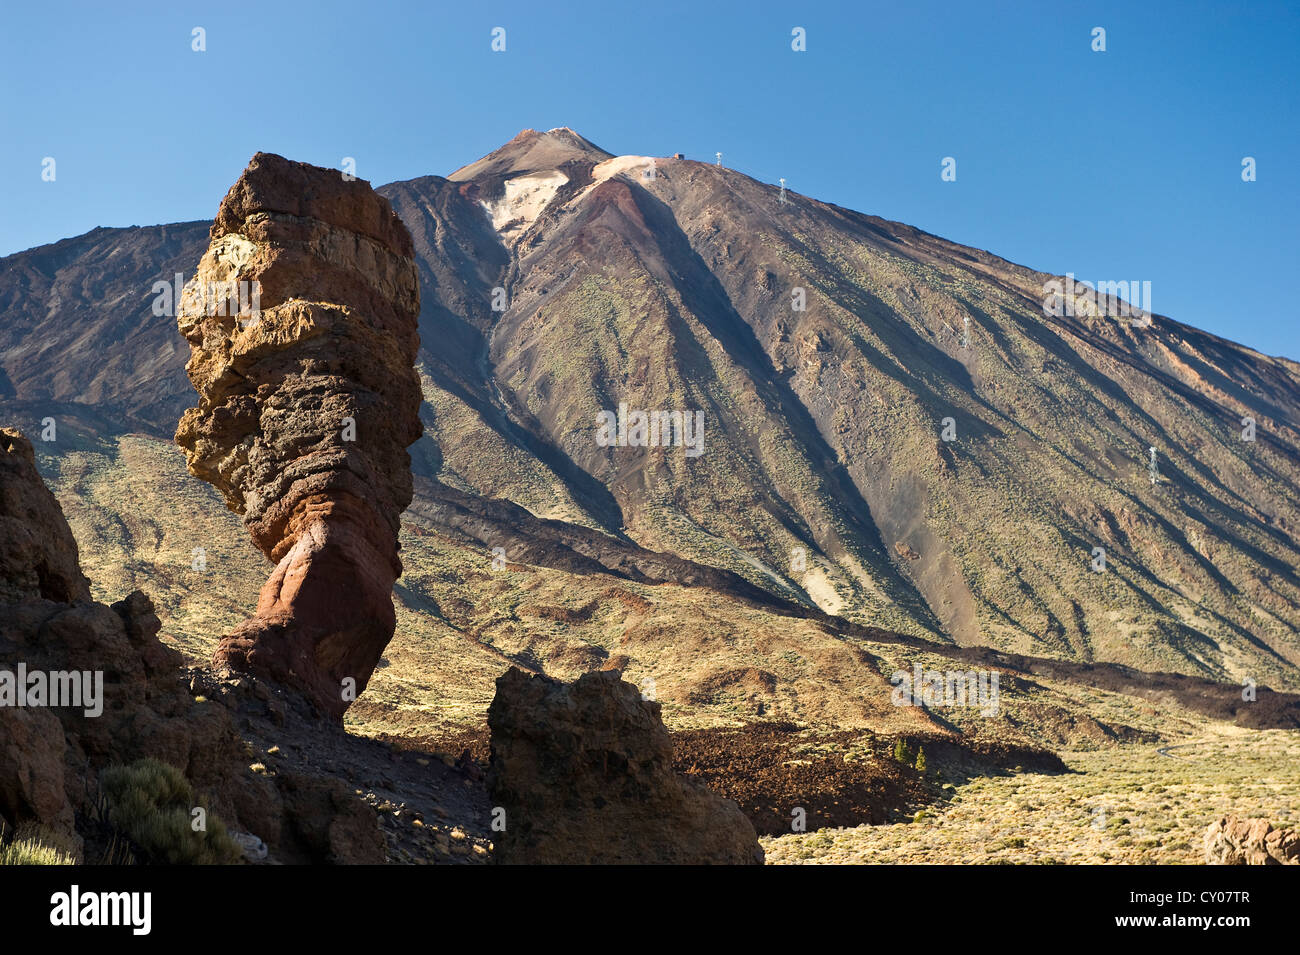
[2,0,1297,356]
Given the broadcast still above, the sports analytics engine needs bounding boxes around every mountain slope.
[375,130,1300,686]
[2,128,1298,690]
[0,222,209,434]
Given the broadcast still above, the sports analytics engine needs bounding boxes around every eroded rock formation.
[1204,814,1300,865]
[487,667,765,864]
[175,152,423,717]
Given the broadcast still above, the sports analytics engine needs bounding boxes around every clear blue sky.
[2,0,1297,357]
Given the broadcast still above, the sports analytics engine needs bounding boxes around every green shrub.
[915,747,928,774]
[99,759,241,865]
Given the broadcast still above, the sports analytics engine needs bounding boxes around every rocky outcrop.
[487,667,764,864]
[0,430,244,856]
[175,152,423,718]
[0,428,391,863]
[0,429,91,605]
[0,705,75,847]
[275,772,387,864]
[1204,815,1300,865]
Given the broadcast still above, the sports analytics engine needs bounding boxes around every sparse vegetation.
[762,724,1300,864]
[0,826,76,866]
[893,739,914,765]
[0,839,76,865]
[100,759,241,865]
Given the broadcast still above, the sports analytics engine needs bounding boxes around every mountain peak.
[449,127,613,182]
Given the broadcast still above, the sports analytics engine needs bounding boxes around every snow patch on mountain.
[482,170,569,242]
[566,155,660,207]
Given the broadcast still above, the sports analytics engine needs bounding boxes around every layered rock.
[175,152,423,717]
[1204,814,1300,865]
[487,667,765,864]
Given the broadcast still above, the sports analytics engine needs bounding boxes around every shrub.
[0,822,78,865]
[99,759,241,865]
[0,834,75,865]
[915,747,928,774]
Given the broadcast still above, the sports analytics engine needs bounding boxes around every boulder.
[1204,814,1300,865]
[487,667,764,864]
[276,773,387,864]
[0,429,90,604]
[0,706,76,847]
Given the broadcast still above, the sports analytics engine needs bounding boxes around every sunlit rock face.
[176,152,423,718]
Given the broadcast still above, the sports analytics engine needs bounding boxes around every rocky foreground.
[488,668,762,864]
[1,421,767,864]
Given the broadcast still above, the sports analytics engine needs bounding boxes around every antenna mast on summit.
[716,152,722,166]
[779,178,786,203]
